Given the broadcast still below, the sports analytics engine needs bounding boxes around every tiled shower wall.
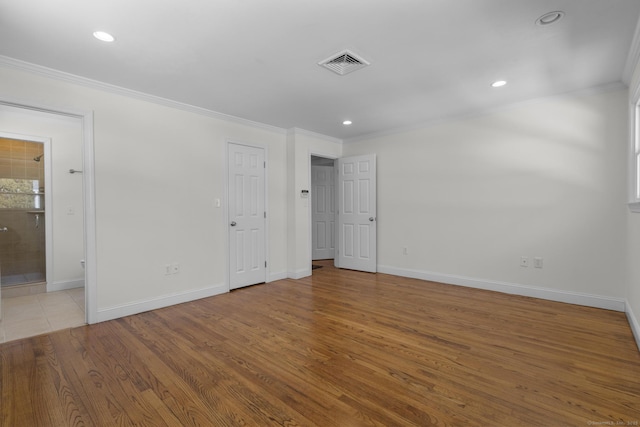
[0,138,46,286]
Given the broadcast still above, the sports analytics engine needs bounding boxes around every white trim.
[288,268,311,280]
[629,99,640,208]
[623,15,640,86]
[626,300,640,351]
[0,99,97,325]
[378,265,626,312]
[47,278,84,292]
[629,101,638,206]
[268,271,287,282]
[96,283,227,323]
[223,139,230,292]
[81,111,97,324]
[290,127,343,145]
[0,55,287,136]
[344,82,627,144]
[630,77,640,106]
[43,137,54,292]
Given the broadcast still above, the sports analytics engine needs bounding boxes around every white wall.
[2,59,636,341]
[0,65,288,321]
[286,129,342,278]
[344,87,629,309]
[0,104,85,290]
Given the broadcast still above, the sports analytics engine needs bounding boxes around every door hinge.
[265,261,267,268]
[264,211,266,218]
[264,161,266,168]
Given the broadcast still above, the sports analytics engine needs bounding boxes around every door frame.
[307,151,339,272]
[0,97,97,324]
[225,140,269,290]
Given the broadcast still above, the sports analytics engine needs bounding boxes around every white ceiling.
[1,0,639,140]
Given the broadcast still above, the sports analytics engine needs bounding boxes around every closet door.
[228,143,266,289]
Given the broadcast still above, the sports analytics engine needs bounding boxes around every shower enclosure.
[0,138,46,287]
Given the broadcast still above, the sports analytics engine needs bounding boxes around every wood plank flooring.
[2,260,640,426]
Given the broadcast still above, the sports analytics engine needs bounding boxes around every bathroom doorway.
[0,137,49,291]
[0,99,95,331]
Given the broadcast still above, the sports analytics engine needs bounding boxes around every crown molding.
[287,127,343,145]
[0,55,287,135]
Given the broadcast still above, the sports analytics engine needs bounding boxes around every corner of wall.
[627,300,640,351]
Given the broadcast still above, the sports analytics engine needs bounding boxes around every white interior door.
[312,165,335,260]
[228,143,266,290]
[336,154,377,272]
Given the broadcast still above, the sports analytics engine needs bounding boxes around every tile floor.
[0,287,85,343]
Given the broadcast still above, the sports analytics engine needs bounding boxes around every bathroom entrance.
[0,137,47,288]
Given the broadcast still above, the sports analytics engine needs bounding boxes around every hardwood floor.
[1,260,639,426]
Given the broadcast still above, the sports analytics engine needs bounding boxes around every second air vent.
[318,49,370,76]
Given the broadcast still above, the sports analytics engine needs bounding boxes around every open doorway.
[0,101,93,342]
[309,153,378,275]
[311,155,336,270]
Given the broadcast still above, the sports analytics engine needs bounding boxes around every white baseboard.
[96,283,228,323]
[378,265,626,312]
[268,271,287,282]
[288,269,311,280]
[47,278,85,292]
[626,301,640,351]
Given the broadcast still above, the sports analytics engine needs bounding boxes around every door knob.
[369,217,375,222]
[230,221,237,226]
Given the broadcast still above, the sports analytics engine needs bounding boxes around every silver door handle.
[369,217,375,222]
[230,221,237,226]
[0,226,7,232]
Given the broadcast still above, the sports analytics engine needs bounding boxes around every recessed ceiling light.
[343,120,352,125]
[93,31,115,42]
[491,80,507,88]
[536,11,564,26]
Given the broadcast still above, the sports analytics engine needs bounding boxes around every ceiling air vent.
[318,49,370,76]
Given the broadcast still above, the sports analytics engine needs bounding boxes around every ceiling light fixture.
[536,11,564,26]
[93,31,115,42]
[491,80,507,88]
[343,120,353,125]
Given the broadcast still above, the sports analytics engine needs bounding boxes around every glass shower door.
[0,138,46,288]
[0,179,46,286]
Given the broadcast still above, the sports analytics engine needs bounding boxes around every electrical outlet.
[165,263,180,275]
[534,257,543,268]
[520,256,529,267]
